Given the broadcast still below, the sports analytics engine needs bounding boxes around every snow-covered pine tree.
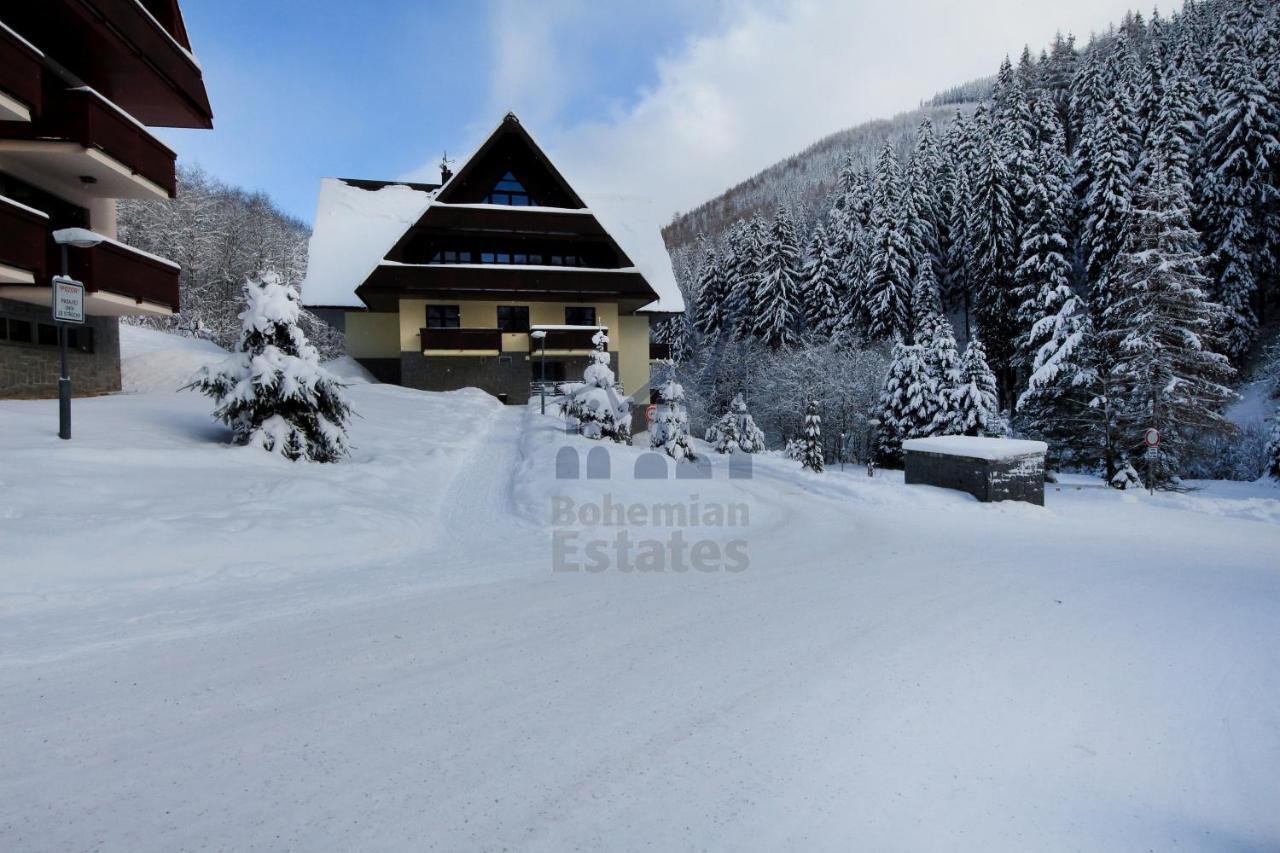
[905,117,945,285]
[1013,91,1075,375]
[752,205,803,348]
[801,220,841,337]
[1103,156,1236,487]
[723,220,758,340]
[1082,79,1140,328]
[967,109,1019,376]
[692,239,730,337]
[1267,405,1280,480]
[1198,3,1280,361]
[864,144,912,340]
[876,340,939,463]
[650,379,696,461]
[705,392,767,454]
[921,315,963,436]
[911,263,944,335]
[563,330,632,444]
[801,400,824,472]
[186,270,353,462]
[953,338,1002,437]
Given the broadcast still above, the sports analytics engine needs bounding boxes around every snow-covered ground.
[1,333,1279,851]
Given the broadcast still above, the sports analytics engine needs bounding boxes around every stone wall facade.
[0,298,121,399]
[904,449,1045,505]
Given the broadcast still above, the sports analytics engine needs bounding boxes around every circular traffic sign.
[645,404,658,424]
[1143,428,1160,447]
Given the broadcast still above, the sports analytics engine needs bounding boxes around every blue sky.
[161,0,1141,226]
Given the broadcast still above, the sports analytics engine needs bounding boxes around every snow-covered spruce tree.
[801,400,824,473]
[1198,4,1280,361]
[692,239,730,338]
[1267,406,1280,480]
[705,392,766,454]
[801,220,842,337]
[563,330,632,444]
[722,220,756,340]
[865,144,912,341]
[650,379,696,462]
[967,109,1019,377]
[186,271,352,462]
[904,117,944,284]
[921,315,962,436]
[1013,92,1075,375]
[1082,60,1140,326]
[953,338,1002,437]
[732,214,769,340]
[752,206,803,349]
[1103,157,1236,487]
[876,340,939,464]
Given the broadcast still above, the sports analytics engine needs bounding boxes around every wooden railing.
[58,238,180,311]
[0,196,49,278]
[0,22,44,116]
[529,327,603,351]
[420,327,502,351]
[3,86,177,196]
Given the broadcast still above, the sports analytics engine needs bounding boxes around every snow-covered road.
[2,367,1279,851]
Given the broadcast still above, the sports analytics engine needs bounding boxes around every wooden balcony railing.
[0,22,44,117]
[0,196,49,278]
[420,327,502,351]
[57,237,180,311]
[528,327,604,351]
[4,86,177,196]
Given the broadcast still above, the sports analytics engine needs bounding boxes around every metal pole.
[539,337,547,415]
[58,245,71,440]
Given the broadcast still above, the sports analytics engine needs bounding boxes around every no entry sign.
[52,276,85,325]
[1143,428,1160,448]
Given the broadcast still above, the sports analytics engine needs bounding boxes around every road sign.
[1143,427,1160,448]
[52,276,85,325]
[645,404,657,424]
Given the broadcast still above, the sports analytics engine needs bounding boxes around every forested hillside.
[664,0,1280,485]
[117,166,342,357]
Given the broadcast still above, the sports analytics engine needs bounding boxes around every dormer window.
[485,172,535,206]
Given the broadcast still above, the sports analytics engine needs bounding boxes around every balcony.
[60,235,179,313]
[0,195,50,283]
[0,22,43,121]
[0,86,177,200]
[420,327,502,353]
[649,342,672,360]
[528,325,606,352]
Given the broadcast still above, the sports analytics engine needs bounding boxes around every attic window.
[484,172,535,206]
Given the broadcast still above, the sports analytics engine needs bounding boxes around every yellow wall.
[617,314,650,396]
[344,312,399,358]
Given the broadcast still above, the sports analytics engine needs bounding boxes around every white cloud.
[554,0,1141,216]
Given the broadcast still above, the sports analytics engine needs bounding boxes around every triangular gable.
[435,113,587,209]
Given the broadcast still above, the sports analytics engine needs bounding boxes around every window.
[565,307,596,327]
[38,324,58,346]
[7,318,32,343]
[68,327,94,353]
[484,171,536,206]
[426,305,460,329]
[497,306,529,333]
[481,252,495,264]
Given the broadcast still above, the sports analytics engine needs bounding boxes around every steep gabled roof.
[301,113,683,313]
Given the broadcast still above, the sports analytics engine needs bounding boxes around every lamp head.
[52,228,106,249]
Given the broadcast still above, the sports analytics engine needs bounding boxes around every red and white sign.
[1143,428,1160,448]
[645,404,657,424]
[52,276,85,325]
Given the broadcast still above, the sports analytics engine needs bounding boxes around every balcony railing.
[0,22,44,117]
[0,195,49,278]
[4,86,177,196]
[529,326,605,351]
[420,327,502,351]
[57,237,179,311]
[649,342,672,360]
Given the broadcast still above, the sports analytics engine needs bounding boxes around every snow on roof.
[300,178,435,308]
[301,115,684,314]
[902,436,1048,461]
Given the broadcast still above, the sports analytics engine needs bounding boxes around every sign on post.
[52,276,85,325]
[1143,427,1160,448]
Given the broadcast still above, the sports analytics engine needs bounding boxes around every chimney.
[440,151,453,184]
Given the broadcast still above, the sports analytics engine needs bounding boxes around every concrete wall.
[344,312,399,358]
[616,314,650,397]
[904,450,1045,506]
[0,297,121,398]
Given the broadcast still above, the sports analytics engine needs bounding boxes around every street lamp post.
[51,228,105,440]
[530,330,548,414]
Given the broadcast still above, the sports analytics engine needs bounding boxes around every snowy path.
[2,385,1280,851]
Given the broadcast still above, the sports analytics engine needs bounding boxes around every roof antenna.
[439,151,454,184]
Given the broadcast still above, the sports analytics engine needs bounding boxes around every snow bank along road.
[2,374,1280,850]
